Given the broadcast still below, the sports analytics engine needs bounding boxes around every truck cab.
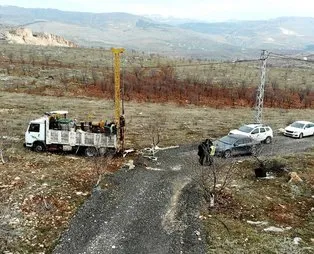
[25,117,47,152]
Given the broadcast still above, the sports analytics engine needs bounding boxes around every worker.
[208,141,216,165]
[49,116,56,129]
[198,139,216,166]
[198,139,210,165]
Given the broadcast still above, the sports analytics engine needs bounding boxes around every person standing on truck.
[49,116,56,129]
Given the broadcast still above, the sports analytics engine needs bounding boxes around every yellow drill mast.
[111,47,125,125]
[111,47,125,151]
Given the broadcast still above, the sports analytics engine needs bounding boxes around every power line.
[121,59,260,70]
[269,52,314,63]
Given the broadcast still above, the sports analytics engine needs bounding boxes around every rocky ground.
[1,27,77,47]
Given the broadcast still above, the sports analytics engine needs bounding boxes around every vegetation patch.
[202,155,314,253]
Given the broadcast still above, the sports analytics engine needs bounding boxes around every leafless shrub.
[198,158,238,209]
[91,151,115,188]
[8,52,14,64]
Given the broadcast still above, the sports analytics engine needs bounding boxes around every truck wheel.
[84,147,98,157]
[33,142,46,152]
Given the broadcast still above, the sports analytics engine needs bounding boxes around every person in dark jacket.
[198,139,212,165]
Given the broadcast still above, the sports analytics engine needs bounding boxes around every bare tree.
[198,158,238,209]
[92,69,98,85]
[0,149,4,164]
[91,151,115,189]
[60,72,69,92]
[0,120,8,164]
[8,52,14,64]
[44,54,50,66]
[20,52,25,65]
[141,114,166,160]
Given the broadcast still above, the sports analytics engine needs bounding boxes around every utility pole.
[254,50,269,124]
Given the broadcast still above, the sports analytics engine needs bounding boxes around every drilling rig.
[24,48,126,156]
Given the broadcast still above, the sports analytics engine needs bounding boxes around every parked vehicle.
[283,120,314,138]
[229,124,273,144]
[213,134,261,158]
[24,111,117,156]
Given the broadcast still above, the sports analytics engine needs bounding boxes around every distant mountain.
[0,5,313,59]
[180,17,314,50]
[143,15,203,25]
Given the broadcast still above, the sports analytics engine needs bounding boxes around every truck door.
[25,122,45,147]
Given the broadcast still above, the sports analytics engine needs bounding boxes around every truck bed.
[47,129,116,148]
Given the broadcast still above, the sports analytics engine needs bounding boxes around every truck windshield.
[29,123,40,132]
[238,125,253,133]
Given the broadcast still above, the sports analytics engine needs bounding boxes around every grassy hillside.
[0,43,314,253]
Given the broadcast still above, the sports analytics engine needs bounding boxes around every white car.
[229,124,273,144]
[283,121,314,138]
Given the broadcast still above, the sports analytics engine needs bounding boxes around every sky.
[1,0,314,21]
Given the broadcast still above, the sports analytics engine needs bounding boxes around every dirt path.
[53,134,314,254]
[54,146,206,254]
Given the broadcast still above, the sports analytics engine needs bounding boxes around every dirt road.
[53,134,314,254]
[54,145,206,254]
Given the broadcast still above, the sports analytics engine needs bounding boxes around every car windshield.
[218,135,237,145]
[290,122,305,129]
[238,125,253,133]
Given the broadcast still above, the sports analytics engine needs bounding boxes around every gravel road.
[53,134,314,254]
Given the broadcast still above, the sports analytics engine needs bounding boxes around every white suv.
[229,124,273,144]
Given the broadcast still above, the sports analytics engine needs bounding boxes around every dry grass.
[0,142,123,253]
[1,42,314,253]
[2,91,314,148]
[1,44,314,93]
[204,154,314,253]
[1,91,314,252]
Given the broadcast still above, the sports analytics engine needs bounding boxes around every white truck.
[24,111,117,156]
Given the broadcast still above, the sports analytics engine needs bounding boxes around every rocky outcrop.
[4,28,78,47]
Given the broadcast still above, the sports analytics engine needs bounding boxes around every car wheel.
[84,147,98,157]
[224,150,231,158]
[33,142,46,152]
[265,136,272,144]
[299,133,303,139]
[250,145,257,156]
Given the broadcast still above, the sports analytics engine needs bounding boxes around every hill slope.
[0,5,313,58]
